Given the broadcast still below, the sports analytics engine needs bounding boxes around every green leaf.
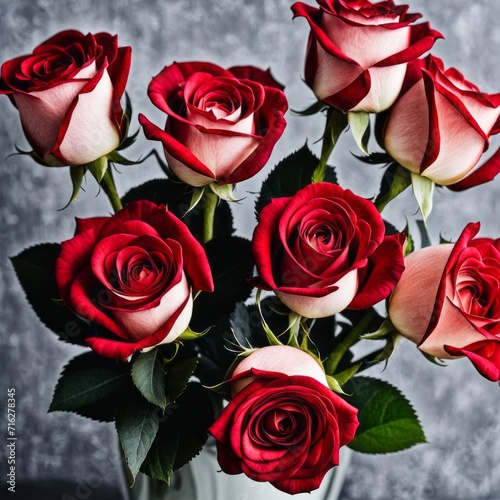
[49,352,130,414]
[374,163,412,212]
[139,428,178,484]
[116,392,160,480]
[141,383,214,482]
[255,144,337,215]
[10,244,91,346]
[164,357,199,404]
[190,235,254,331]
[348,111,370,154]
[170,383,214,470]
[411,173,435,223]
[344,376,426,454]
[132,350,167,410]
[87,156,109,182]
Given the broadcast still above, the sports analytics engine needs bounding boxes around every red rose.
[382,55,500,189]
[139,62,288,187]
[55,200,213,361]
[209,345,359,495]
[388,223,500,382]
[292,0,442,112]
[0,30,131,166]
[251,182,405,318]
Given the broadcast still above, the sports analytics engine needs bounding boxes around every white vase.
[121,439,353,500]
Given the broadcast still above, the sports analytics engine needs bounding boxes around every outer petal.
[445,336,500,382]
[55,225,101,305]
[12,75,92,157]
[383,79,430,174]
[276,269,358,318]
[389,244,453,345]
[85,294,192,361]
[222,87,287,184]
[169,118,261,180]
[419,298,487,358]
[231,345,328,395]
[423,223,480,339]
[252,197,290,290]
[348,234,405,309]
[111,272,191,341]
[139,114,216,186]
[448,146,500,191]
[74,216,109,235]
[51,66,121,165]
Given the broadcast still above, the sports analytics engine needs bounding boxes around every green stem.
[100,168,123,213]
[202,191,218,243]
[311,108,348,183]
[325,309,376,375]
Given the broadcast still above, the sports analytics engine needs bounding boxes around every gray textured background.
[1,1,499,499]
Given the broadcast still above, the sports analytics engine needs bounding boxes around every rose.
[381,55,500,188]
[291,0,442,112]
[0,30,131,166]
[209,345,359,495]
[55,200,213,361]
[138,61,288,187]
[388,223,500,382]
[251,182,405,318]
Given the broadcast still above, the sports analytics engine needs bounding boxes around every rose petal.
[111,272,191,341]
[55,67,121,165]
[276,268,358,318]
[231,345,328,395]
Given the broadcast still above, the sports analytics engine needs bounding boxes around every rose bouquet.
[2,0,500,498]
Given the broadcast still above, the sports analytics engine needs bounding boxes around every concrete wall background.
[0,0,499,498]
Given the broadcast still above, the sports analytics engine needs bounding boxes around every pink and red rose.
[389,223,500,382]
[0,30,131,166]
[209,345,359,495]
[382,55,500,189]
[251,182,405,318]
[139,61,288,187]
[55,200,213,361]
[292,0,442,112]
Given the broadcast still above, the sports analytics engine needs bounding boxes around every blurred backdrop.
[1,0,499,498]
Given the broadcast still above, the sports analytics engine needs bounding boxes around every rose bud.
[381,55,500,188]
[251,182,405,318]
[291,0,443,112]
[55,200,213,361]
[209,345,359,495]
[139,62,288,187]
[0,30,131,166]
[388,222,500,382]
